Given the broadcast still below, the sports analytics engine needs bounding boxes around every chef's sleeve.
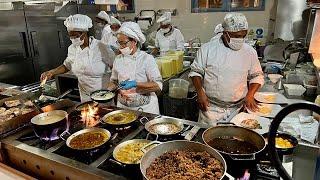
[248,50,264,85]
[63,45,75,70]
[146,55,163,90]
[175,29,185,51]
[188,45,207,78]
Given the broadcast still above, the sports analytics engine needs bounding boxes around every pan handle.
[59,131,71,141]
[137,107,144,116]
[99,117,106,124]
[109,158,126,168]
[141,141,162,154]
[146,133,158,141]
[229,153,255,161]
[139,117,149,125]
[225,172,235,180]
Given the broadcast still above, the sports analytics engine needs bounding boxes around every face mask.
[119,46,133,56]
[160,28,170,34]
[97,23,105,27]
[70,33,84,46]
[226,32,244,51]
[111,30,118,35]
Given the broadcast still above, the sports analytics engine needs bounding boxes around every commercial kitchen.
[0,0,320,179]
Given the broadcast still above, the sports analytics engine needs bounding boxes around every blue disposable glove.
[119,80,137,90]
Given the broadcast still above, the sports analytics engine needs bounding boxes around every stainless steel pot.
[202,124,266,160]
[30,110,68,139]
[140,140,234,180]
[141,117,184,136]
[61,127,111,150]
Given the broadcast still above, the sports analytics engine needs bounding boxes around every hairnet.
[222,12,248,32]
[97,11,110,23]
[118,22,146,43]
[64,14,93,32]
[156,12,171,25]
[110,16,122,25]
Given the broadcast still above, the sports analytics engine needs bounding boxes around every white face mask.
[70,33,84,46]
[111,30,118,35]
[226,32,245,51]
[160,28,170,34]
[97,23,105,27]
[119,46,133,56]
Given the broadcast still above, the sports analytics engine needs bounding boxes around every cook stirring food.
[107,22,162,114]
[40,14,113,102]
[189,13,264,126]
[151,12,185,56]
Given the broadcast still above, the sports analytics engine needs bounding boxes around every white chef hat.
[64,14,93,32]
[97,11,110,23]
[118,22,146,43]
[222,12,248,32]
[110,16,122,26]
[156,12,171,25]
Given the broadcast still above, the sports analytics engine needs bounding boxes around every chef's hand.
[197,90,209,111]
[244,94,259,112]
[119,80,137,90]
[40,70,54,81]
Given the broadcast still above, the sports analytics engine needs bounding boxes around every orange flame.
[81,105,99,127]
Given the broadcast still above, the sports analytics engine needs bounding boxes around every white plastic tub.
[283,84,306,96]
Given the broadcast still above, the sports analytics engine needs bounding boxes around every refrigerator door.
[0,6,36,85]
[24,2,66,80]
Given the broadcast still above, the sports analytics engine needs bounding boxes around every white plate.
[231,112,271,134]
[247,103,283,118]
[255,92,288,104]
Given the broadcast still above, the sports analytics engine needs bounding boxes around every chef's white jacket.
[155,28,185,55]
[111,50,163,114]
[63,37,113,102]
[189,37,264,124]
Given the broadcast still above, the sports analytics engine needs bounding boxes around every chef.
[152,12,185,56]
[40,14,113,102]
[107,22,162,114]
[96,11,110,40]
[189,13,264,126]
[101,16,122,52]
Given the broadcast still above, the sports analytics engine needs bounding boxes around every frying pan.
[140,116,185,136]
[100,108,143,127]
[60,127,111,150]
[90,90,115,103]
[75,101,99,112]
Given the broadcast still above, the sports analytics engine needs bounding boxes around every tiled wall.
[123,0,277,43]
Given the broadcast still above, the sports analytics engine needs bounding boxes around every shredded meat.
[146,150,224,180]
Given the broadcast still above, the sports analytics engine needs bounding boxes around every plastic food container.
[169,79,189,99]
[283,84,306,96]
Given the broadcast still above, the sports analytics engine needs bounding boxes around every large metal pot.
[202,124,266,160]
[140,140,233,180]
[30,110,68,140]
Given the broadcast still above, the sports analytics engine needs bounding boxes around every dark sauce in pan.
[207,137,259,154]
